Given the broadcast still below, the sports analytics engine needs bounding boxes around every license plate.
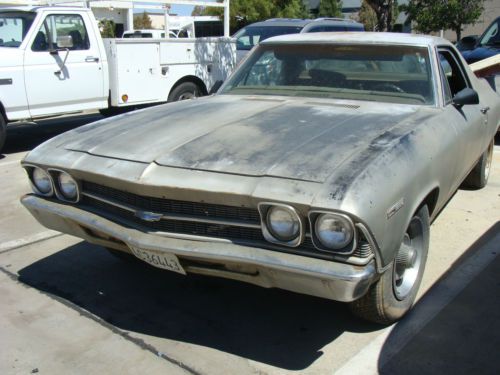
[129,246,186,275]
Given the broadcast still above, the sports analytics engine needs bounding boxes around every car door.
[438,47,487,183]
[23,11,105,118]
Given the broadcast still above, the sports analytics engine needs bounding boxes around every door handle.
[480,106,490,114]
[85,56,99,62]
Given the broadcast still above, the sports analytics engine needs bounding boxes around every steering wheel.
[373,83,406,93]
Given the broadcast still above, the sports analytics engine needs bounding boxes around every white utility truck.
[0,0,234,152]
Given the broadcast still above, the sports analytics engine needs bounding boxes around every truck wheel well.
[420,187,439,218]
[170,76,208,97]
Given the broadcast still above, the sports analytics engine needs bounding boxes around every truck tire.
[462,139,494,189]
[350,205,430,325]
[0,113,6,154]
[168,82,200,102]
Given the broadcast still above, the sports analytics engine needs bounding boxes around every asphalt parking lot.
[0,118,499,375]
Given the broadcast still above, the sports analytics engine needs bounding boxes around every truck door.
[23,12,105,117]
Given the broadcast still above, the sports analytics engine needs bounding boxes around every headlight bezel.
[25,165,54,197]
[48,168,81,203]
[258,202,304,247]
[309,211,357,254]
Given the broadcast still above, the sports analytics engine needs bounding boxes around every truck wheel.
[168,82,200,102]
[350,205,430,325]
[462,139,494,189]
[0,113,6,153]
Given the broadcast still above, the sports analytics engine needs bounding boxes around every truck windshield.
[0,11,36,47]
[221,44,435,106]
[478,17,500,47]
[234,26,303,51]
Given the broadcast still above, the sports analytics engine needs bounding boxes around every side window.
[438,49,469,98]
[31,14,89,52]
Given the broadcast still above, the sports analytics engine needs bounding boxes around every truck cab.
[0,6,108,122]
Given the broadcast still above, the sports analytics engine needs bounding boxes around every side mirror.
[453,88,479,107]
[456,35,478,51]
[209,80,223,95]
[57,35,73,49]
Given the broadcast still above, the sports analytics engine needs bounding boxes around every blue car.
[460,17,500,63]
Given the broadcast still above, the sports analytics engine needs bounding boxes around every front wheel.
[168,82,201,102]
[350,205,430,324]
[0,113,6,153]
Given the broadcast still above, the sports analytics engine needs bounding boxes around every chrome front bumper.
[21,194,378,302]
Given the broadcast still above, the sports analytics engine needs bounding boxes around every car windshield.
[478,17,500,46]
[0,11,36,47]
[234,25,303,51]
[221,43,435,105]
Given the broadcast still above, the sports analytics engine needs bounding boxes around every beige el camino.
[21,33,500,324]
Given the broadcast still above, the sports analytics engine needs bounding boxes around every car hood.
[63,95,422,183]
[462,46,499,63]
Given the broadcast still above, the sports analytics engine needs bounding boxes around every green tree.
[364,0,398,31]
[134,11,153,30]
[404,0,484,41]
[318,0,342,18]
[99,19,115,38]
[357,0,378,31]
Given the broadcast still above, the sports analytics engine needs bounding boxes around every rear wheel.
[462,139,494,189]
[350,205,430,324]
[0,113,6,153]
[168,82,201,102]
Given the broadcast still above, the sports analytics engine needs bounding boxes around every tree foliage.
[318,0,342,18]
[364,0,398,31]
[99,19,115,38]
[357,0,378,31]
[192,0,309,31]
[134,11,153,30]
[404,0,484,41]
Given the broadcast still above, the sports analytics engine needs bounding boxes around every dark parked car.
[234,17,364,61]
[459,16,500,63]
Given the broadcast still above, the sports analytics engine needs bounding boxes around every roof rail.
[314,17,356,23]
[265,18,304,22]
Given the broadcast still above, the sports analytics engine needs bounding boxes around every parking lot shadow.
[379,222,500,375]
[17,243,381,370]
[2,113,102,155]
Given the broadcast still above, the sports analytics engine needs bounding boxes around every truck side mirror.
[457,35,478,51]
[57,35,74,49]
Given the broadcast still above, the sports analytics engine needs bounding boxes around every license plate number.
[129,246,186,275]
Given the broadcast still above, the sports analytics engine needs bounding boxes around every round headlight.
[58,172,78,200]
[267,206,300,241]
[32,168,53,195]
[315,214,353,250]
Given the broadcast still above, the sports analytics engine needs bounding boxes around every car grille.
[80,181,372,259]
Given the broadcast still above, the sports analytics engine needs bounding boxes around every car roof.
[245,17,362,28]
[260,31,452,47]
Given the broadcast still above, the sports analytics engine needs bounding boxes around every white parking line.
[0,230,62,253]
[334,231,500,375]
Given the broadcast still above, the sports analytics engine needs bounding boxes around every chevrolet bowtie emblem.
[134,211,163,222]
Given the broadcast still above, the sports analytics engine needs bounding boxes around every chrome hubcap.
[393,218,424,300]
[178,92,195,100]
[485,141,493,180]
